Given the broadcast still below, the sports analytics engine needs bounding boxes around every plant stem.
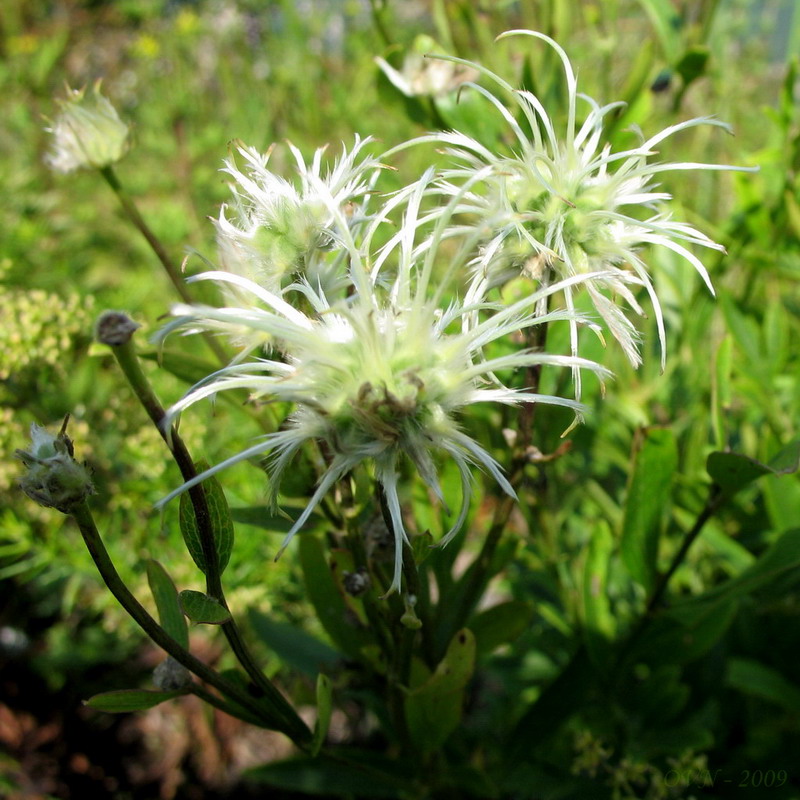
[189,684,267,727]
[99,165,229,365]
[615,484,726,670]
[106,326,309,742]
[645,485,725,615]
[70,500,309,743]
[438,320,550,646]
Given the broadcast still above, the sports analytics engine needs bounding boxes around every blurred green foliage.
[1,0,799,798]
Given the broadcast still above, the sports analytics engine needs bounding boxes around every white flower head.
[375,35,478,98]
[157,177,609,593]
[418,30,756,380]
[45,82,129,173]
[214,136,383,295]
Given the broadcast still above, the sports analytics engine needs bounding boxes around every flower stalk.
[97,311,309,740]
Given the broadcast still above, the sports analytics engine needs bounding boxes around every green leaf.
[632,529,800,666]
[248,609,341,676]
[726,658,800,713]
[146,560,189,649]
[246,752,409,798]
[676,528,800,613]
[229,505,324,532]
[582,521,616,668]
[621,427,678,591]
[469,601,533,655]
[707,440,800,497]
[179,590,231,625]
[405,629,476,754]
[711,336,732,449]
[85,689,186,713]
[298,536,373,660]
[633,0,682,62]
[311,674,333,757]
[179,461,235,576]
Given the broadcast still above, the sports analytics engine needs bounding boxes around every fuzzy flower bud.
[153,657,192,691]
[45,82,129,173]
[16,419,94,513]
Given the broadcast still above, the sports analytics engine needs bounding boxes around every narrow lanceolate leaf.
[179,590,232,625]
[179,461,234,576]
[85,689,186,713]
[311,674,333,757]
[405,629,476,755]
[582,521,616,669]
[707,440,800,497]
[621,427,678,592]
[146,560,189,649]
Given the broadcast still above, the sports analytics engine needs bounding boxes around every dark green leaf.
[248,609,341,676]
[405,629,475,754]
[469,601,533,655]
[179,590,231,625]
[179,461,234,575]
[621,427,678,590]
[298,536,373,660]
[85,689,186,713]
[311,674,333,757]
[146,560,189,649]
[246,753,408,798]
[707,440,799,496]
[726,658,800,713]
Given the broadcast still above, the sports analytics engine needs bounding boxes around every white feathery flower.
[156,177,610,593]
[214,136,383,296]
[375,34,478,98]
[413,30,756,389]
[45,82,129,173]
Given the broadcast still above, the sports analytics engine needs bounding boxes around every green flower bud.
[45,82,129,173]
[16,419,94,513]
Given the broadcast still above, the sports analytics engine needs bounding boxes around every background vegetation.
[1,0,799,797]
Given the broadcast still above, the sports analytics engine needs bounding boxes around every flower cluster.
[159,173,608,591]
[399,30,754,383]
[147,31,747,591]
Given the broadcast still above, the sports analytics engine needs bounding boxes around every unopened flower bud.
[45,82,129,173]
[95,310,140,346]
[153,656,192,691]
[343,567,371,597]
[16,419,94,513]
